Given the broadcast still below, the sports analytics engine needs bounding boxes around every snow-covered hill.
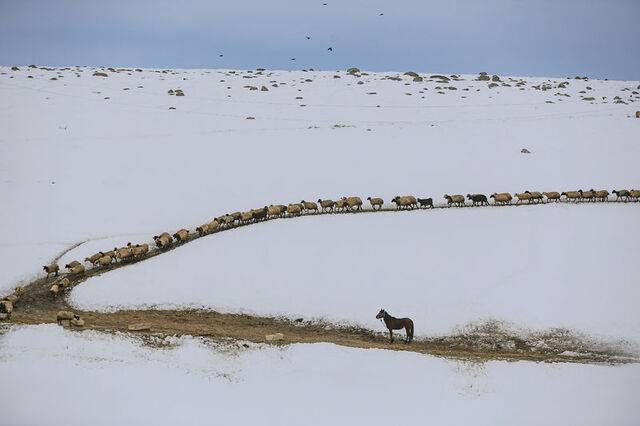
[1,65,639,292]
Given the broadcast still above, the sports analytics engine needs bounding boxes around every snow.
[1,66,639,294]
[69,203,640,342]
[0,324,638,426]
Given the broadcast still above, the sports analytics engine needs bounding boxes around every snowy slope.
[1,65,639,293]
[1,324,639,426]
[69,203,640,341]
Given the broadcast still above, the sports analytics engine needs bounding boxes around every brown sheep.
[5,294,18,304]
[208,219,220,232]
[514,192,533,204]
[317,199,335,212]
[0,300,13,315]
[542,192,560,202]
[85,252,103,265]
[629,190,640,201]
[490,193,512,205]
[69,264,85,275]
[579,189,595,202]
[114,246,134,262]
[132,244,149,258]
[334,198,347,212]
[65,260,81,270]
[367,197,384,210]
[612,189,630,201]
[287,203,302,216]
[196,223,211,236]
[220,215,235,227]
[252,207,268,221]
[444,194,465,207]
[56,277,71,289]
[56,310,74,324]
[343,196,363,211]
[100,249,116,259]
[153,232,173,248]
[13,286,25,297]
[96,254,113,266]
[392,196,418,210]
[230,212,243,222]
[173,229,189,242]
[240,211,254,223]
[593,190,609,202]
[561,191,581,202]
[267,205,286,218]
[524,191,544,203]
[301,200,319,213]
[43,264,59,278]
[50,284,60,298]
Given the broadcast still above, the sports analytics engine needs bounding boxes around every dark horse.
[376,309,414,344]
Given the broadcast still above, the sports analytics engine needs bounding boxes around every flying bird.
[219,54,223,57]
[306,36,311,40]
[327,47,333,52]
[291,58,296,61]
[379,13,384,16]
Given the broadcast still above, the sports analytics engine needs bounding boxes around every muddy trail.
[4,198,640,365]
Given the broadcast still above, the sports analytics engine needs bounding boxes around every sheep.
[13,286,25,297]
[443,194,465,207]
[542,192,561,202]
[392,196,418,210]
[287,203,302,216]
[579,189,595,202]
[301,200,319,213]
[5,294,18,304]
[561,191,581,202]
[367,197,384,210]
[514,192,533,204]
[252,207,268,221]
[267,205,286,218]
[43,264,59,278]
[114,246,133,262]
[56,310,74,324]
[96,254,113,266]
[490,193,512,205]
[237,211,252,223]
[173,229,189,243]
[417,198,433,209]
[196,223,211,236]
[612,189,630,201]
[524,191,544,203]
[230,212,243,222]
[50,284,60,298]
[65,260,81,270]
[132,244,149,258]
[466,194,489,206]
[0,300,13,315]
[219,215,235,227]
[628,189,640,201]
[317,199,335,212]
[593,190,609,202]
[69,264,85,275]
[153,232,173,248]
[70,315,85,327]
[343,196,363,212]
[56,277,71,289]
[85,252,103,265]
[334,198,347,212]
[208,219,220,232]
[100,249,116,259]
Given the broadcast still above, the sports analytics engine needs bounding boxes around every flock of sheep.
[1,188,638,318]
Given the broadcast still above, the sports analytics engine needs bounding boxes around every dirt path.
[4,199,639,365]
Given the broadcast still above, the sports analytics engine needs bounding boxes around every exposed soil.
[3,200,639,365]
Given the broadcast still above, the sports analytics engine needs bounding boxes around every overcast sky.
[1,0,638,80]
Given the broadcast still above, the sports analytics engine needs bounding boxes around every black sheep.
[466,193,489,206]
[417,198,433,208]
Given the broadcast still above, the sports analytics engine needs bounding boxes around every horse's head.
[376,309,386,319]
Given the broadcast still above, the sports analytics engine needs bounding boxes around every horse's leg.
[389,329,393,344]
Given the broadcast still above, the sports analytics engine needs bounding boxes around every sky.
[0,0,638,80]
